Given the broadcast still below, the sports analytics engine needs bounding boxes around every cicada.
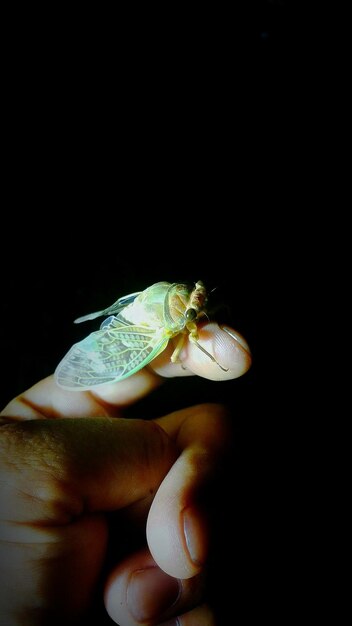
[55,280,225,390]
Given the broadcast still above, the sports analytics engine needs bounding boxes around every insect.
[55,280,226,390]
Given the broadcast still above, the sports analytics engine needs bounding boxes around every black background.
[1,2,305,623]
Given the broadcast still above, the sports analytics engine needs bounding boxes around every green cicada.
[55,280,225,390]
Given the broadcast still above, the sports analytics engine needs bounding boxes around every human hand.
[0,322,251,625]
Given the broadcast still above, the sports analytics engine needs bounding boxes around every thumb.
[0,417,176,523]
[147,403,231,579]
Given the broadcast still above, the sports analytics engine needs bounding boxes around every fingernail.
[220,325,251,354]
[182,507,204,566]
[127,567,181,621]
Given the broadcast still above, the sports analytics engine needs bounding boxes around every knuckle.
[0,422,81,524]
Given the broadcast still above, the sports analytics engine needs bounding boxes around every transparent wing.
[74,291,142,324]
[55,317,169,390]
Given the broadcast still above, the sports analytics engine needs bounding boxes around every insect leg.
[170,332,187,364]
[188,332,229,372]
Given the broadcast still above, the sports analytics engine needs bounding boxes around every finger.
[0,418,176,625]
[0,324,250,422]
[0,369,163,421]
[0,512,109,623]
[175,604,216,626]
[104,547,207,626]
[0,417,176,523]
[150,322,252,380]
[147,403,231,579]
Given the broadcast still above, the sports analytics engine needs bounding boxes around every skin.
[0,322,251,626]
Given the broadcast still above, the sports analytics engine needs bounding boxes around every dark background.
[2,0,296,409]
[1,2,305,622]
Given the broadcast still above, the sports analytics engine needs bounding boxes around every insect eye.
[185,308,197,321]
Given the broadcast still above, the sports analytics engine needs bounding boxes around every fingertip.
[147,508,205,580]
[219,324,251,355]
[146,457,207,579]
[212,323,252,374]
[182,322,252,381]
[104,548,206,625]
[105,555,181,625]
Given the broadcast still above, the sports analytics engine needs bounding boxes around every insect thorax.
[117,281,207,334]
[120,282,171,327]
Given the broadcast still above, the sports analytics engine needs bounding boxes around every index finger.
[0,324,251,421]
[149,322,251,381]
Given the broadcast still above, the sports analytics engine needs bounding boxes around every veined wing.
[55,317,169,390]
